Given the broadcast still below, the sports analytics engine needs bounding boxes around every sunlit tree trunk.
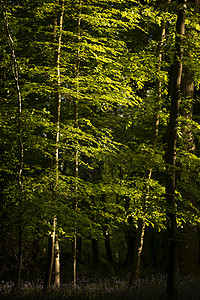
[53,0,64,289]
[54,231,60,288]
[1,1,24,287]
[44,0,64,289]
[166,0,187,298]
[73,0,81,288]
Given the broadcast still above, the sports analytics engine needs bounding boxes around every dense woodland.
[1,0,200,298]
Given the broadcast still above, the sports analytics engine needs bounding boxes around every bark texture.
[54,233,60,288]
[44,0,64,289]
[166,1,187,298]
[178,0,199,275]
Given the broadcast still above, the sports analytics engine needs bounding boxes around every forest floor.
[0,275,200,299]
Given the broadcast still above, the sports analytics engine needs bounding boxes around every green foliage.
[1,0,200,281]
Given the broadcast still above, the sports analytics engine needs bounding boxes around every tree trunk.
[103,229,113,264]
[129,19,166,286]
[44,216,56,289]
[166,1,187,298]
[179,67,195,276]
[77,237,82,263]
[124,212,135,267]
[178,0,199,274]
[1,2,24,287]
[179,67,200,275]
[30,234,39,274]
[54,233,60,288]
[73,0,82,288]
[53,0,64,289]
[101,193,113,265]
[73,229,77,288]
[151,233,156,269]
[125,231,135,266]
[178,224,199,276]
[17,223,23,285]
[91,239,100,267]
[129,219,145,285]
[44,1,64,289]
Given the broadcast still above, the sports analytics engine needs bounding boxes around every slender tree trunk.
[166,1,187,298]
[91,239,100,267]
[44,216,56,289]
[73,228,77,288]
[129,19,166,286]
[125,234,135,266]
[1,1,24,287]
[101,193,113,264]
[44,0,64,289]
[151,233,156,269]
[77,237,82,263]
[54,233,60,288]
[17,223,23,284]
[129,219,145,285]
[30,235,39,265]
[53,0,64,288]
[73,145,79,288]
[124,213,135,267]
[103,229,113,264]
[73,0,82,288]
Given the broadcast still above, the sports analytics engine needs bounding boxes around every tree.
[129,13,167,286]
[43,0,64,290]
[176,0,200,277]
[1,0,25,286]
[165,0,187,298]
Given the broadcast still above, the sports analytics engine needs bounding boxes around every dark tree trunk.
[44,217,56,289]
[31,237,39,264]
[142,228,152,270]
[77,237,82,264]
[151,233,156,269]
[178,3,199,274]
[129,219,145,285]
[91,239,100,267]
[103,228,113,264]
[17,224,23,284]
[166,1,187,298]
[124,230,135,266]
[179,224,199,276]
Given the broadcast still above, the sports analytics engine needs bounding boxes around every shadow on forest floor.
[0,275,199,299]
